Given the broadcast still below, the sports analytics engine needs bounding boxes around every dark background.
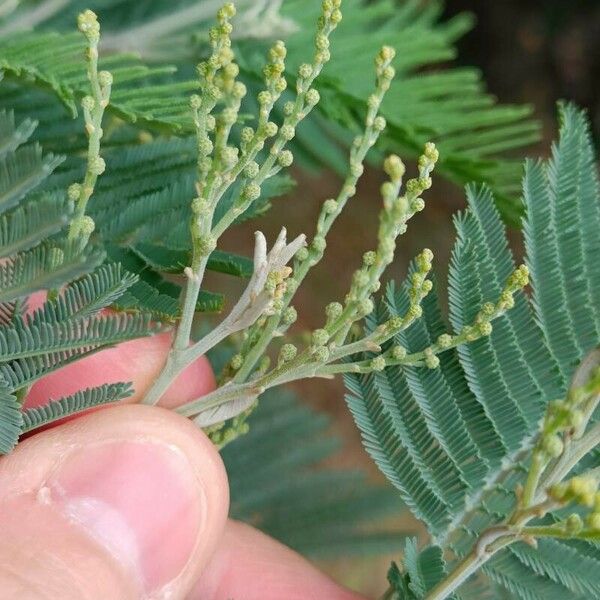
[444,0,600,144]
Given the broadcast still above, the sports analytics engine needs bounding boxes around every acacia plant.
[0,1,599,598]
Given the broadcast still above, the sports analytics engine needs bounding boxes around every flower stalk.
[67,9,111,250]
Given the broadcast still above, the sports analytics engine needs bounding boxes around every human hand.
[0,334,367,599]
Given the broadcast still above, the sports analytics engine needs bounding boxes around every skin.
[0,331,368,600]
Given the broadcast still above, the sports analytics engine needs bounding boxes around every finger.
[0,404,229,600]
[24,331,216,413]
[23,290,216,412]
[189,520,366,600]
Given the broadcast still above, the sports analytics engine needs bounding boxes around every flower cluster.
[68,9,112,249]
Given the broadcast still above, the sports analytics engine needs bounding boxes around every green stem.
[424,535,515,600]
[538,422,600,493]
[520,451,544,512]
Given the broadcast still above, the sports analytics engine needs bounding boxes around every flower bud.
[67,183,82,201]
[277,150,294,168]
[311,328,329,347]
[282,306,297,325]
[279,343,298,364]
[98,70,113,88]
[371,356,386,372]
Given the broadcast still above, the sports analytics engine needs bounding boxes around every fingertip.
[190,520,366,600]
[0,405,229,599]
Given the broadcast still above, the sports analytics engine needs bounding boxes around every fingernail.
[46,441,203,595]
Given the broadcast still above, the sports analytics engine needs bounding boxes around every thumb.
[0,405,229,600]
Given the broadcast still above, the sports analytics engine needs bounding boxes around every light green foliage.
[347,105,600,599]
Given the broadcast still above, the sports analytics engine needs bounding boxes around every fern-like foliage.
[0,0,539,218]
[20,382,134,432]
[345,104,600,599]
[222,387,407,559]
[0,31,197,132]
[0,376,22,454]
[0,109,157,451]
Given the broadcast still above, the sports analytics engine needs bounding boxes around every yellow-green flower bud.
[278,150,294,168]
[98,70,113,88]
[218,2,236,20]
[478,321,493,337]
[81,95,95,111]
[371,356,387,372]
[542,434,564,458]
[392,345,407,360]
[357,298,375,317]
[305,89,320,106]
[279,343,298,364]
[362,251,377,266]
[565,513,583,535]
[197,235,217,256]
[295,247,309,262]
[330,8,342,24]
[298,63,313,79]
[481,302,495,317]
[243,161,260,179]
[313,346,330,362]
[283,101,295,117]
[89,156,106,175]
[383,155,405,180]
[421,280,433,295]
[280,124,295,140]
[323,199,338,214]
[77,9,100,41]
[230,354,244,370]
[242,183,261,201]
[424,142,439,162]
[258,91,272,106]
[232,81,247,99]
[75,216,95,237]
[311,328,329,347]
[311,236,327,253]
[377,45,396,65]
[437,334,453,349]
[282,306,297,325]
[411,198,426,212]
[241,127,254,144]
[424,348,440,369]
[325,302,343,322]
[67,183,81,201]
[373,116,386,132]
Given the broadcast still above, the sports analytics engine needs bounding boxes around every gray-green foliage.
[345,104,600,598]
[222,388,406,559]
